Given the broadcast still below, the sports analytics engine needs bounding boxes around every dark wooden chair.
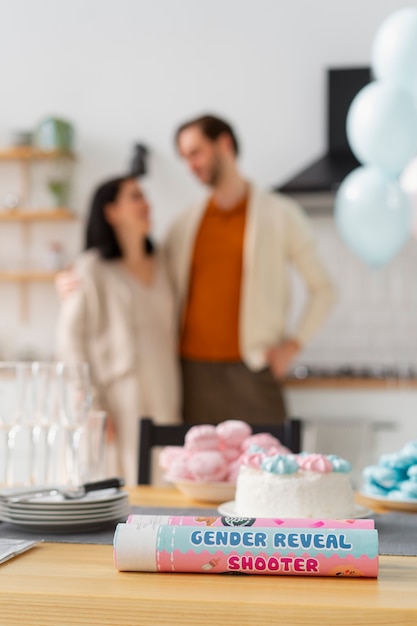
[137,417,302,484]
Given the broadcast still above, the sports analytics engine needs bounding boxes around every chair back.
[138,417,302,484]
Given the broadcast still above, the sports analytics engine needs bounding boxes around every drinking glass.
[3,362,47,486]
[56,362,91,485]
[83,410,107,482]
[16,363,36,485]
[30,362,60,485]
[0,363,26,486]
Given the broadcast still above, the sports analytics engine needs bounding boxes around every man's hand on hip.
[265,339,301,380]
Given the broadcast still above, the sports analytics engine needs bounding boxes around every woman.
[56,176,181,485]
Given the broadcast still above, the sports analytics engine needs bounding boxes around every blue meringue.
[261,454,299,475]
[387,489,408,500]
[362,465,402,489]
[327,455,352,473]
[379,453,415,471]
[400,441,417,463]
[362,481,389,497]
[399,480,417,499]
[406,464,417,480]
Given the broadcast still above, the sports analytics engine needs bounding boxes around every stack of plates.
[0,486,130,532]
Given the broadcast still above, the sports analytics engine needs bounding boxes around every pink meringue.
[159,420,297,485]
[242,432,282,452]
[184,425,220,451]
[226,458,244,482]
[158,446,188,471]
[216,420,252,449]
[297,454,333,473]
[187,450,228,482]
[221,448,242,462]
[240,451,264,469]
[165,455,193,481]
[265,445,291,456]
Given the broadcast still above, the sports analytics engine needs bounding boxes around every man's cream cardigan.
[164,184,336,371]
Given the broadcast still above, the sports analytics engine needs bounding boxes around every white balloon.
[372,8,417,95]
[400,156,417,195]
[400,156,417,238]
[335,166,411,267]
[346,82,417,177]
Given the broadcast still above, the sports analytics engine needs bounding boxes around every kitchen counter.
[284,377,417,481]
[283,377,417,390]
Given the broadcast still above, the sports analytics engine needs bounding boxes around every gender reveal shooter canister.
[114,523,378,577]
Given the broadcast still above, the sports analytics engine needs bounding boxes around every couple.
[56,114,335,485]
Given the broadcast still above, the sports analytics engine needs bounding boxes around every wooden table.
[1,487,416,626]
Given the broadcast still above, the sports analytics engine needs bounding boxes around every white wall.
[0,0,413,359]
[290,218,417,370]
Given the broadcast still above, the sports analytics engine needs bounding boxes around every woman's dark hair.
[85,175,154,259]
[175,114,239,156]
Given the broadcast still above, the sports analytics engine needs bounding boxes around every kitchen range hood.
[276,67,371,212]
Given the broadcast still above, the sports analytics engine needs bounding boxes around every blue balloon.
[346,81,417,177]
[372,8,417,95]
[335,166,411,267]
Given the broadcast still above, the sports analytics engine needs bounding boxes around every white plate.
[0,510,129,526]
[0,501,130,522]
[0,486,127,510]
[0,487,130,529]
[358,492,417,512]
[3,495,129,514]
[170,480,236,503]
[0,515,127,533]
[0,502,131,531]
[217,501,373,519]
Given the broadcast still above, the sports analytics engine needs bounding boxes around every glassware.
[56,362,91,485]
[0,363,25,486]
[30,362,60,485]
[1,362,53,486]
[83,410,107,482]
[16,363,36,485]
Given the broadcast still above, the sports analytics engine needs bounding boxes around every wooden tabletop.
[1,486,416,626]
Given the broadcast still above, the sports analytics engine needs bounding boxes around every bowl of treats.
[159,420,291,503]
[360,440,417,511]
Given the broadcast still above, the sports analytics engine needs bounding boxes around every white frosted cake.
[235,452,355,518]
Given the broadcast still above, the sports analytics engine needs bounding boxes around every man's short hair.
[175,114,239,155]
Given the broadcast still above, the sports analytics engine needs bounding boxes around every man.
[165,114,335,425]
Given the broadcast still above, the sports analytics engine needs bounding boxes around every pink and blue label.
[114,522,378,577]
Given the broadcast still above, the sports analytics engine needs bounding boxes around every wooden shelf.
[0,208,76,222]
[0,271,57,283]
[0,147,76,161]
[0,147,76,321]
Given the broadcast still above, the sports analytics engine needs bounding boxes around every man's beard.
[206,157,223,187]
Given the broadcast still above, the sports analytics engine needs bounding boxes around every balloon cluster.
[335,8,417,267]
